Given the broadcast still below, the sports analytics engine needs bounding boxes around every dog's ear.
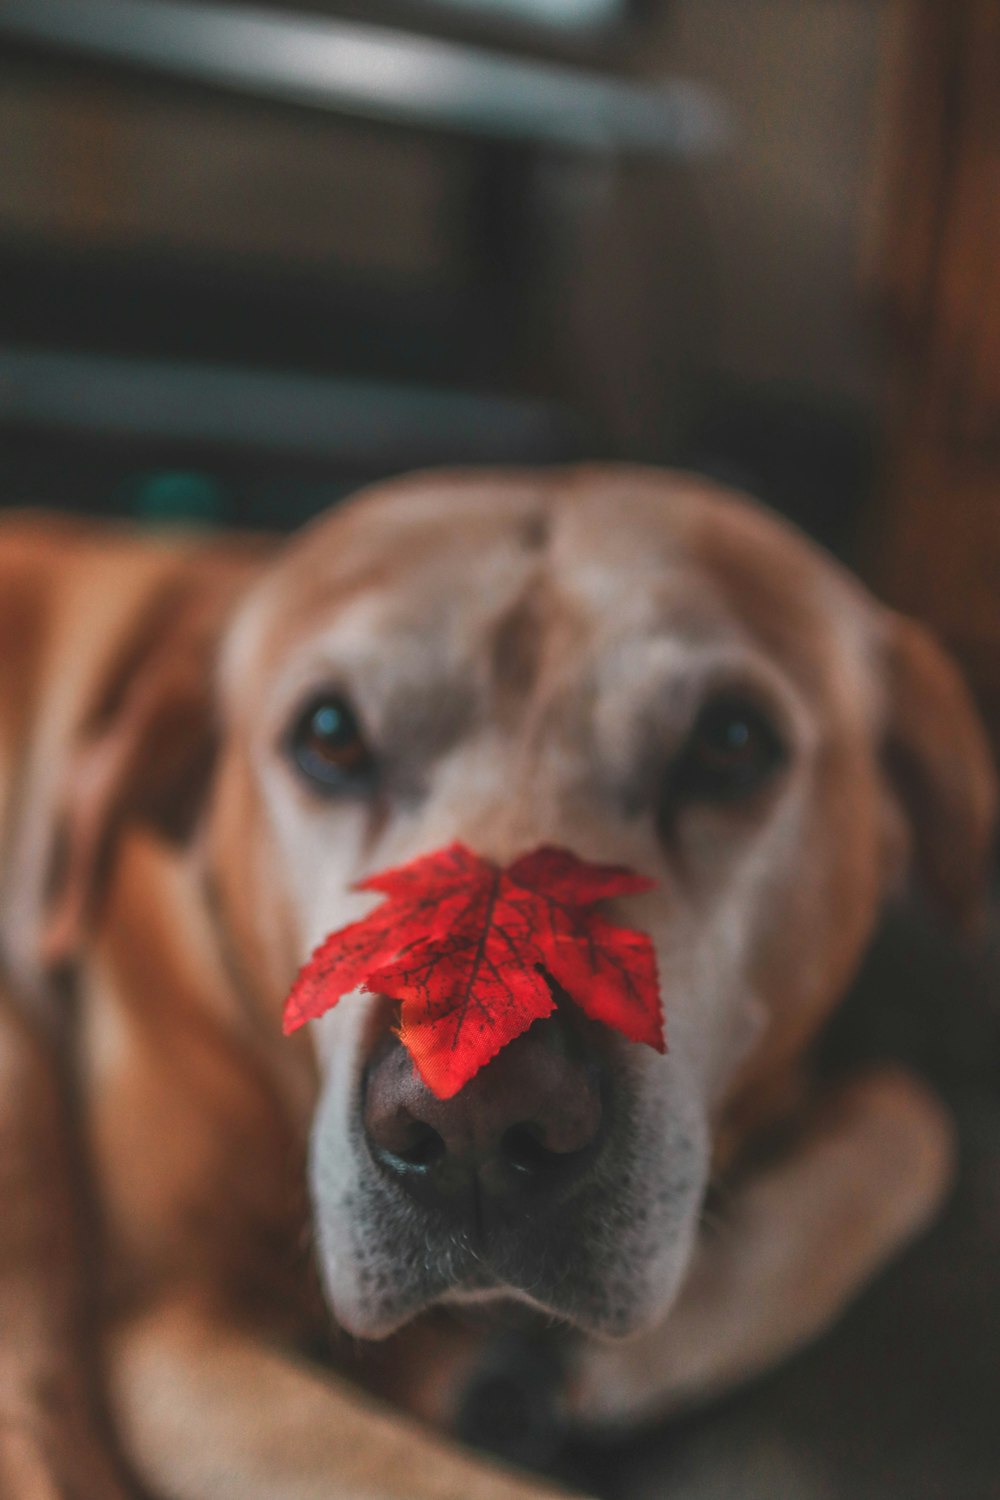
[43,559,254,968]
[883,613,997,929]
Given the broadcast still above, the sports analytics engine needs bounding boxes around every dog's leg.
[109,1295,587,1500]
[0,996,132,1498]
[568,1066,954,1429]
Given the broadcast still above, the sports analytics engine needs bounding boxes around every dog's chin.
[315,1181,700,1344]
[323,1263,679,1344]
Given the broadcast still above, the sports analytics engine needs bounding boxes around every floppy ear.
[883,613,997,929]
[42,565,251,968]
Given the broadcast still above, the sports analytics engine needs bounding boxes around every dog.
[0,466,993,1499]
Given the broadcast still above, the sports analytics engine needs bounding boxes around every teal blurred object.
[1,0,727,156]
[128,471,228,526]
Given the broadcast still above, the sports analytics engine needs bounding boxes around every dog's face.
[197,467,993,1341]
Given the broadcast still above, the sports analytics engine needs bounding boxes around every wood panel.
[870,0,1000,745]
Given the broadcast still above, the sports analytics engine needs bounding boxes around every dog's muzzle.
[316,1000,700,1341]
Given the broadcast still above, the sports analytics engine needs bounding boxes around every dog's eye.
[670,696,786,803]
[289,694,375,792]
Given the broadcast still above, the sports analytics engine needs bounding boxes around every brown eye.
[289,694,375,793]
[670,695,786,803]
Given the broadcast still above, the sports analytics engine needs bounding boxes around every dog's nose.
[362,1015,607,1215]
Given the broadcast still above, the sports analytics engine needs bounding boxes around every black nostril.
[395,1122,446,1170]
[372,1118,447,1174]
[501,1124,558,1176]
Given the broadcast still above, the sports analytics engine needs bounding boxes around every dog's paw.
[565,1067,958,1431]
[0,1416,132,1500]
[814,1065,957,1247]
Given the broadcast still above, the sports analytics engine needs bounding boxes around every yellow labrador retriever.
[0,466,994,1499]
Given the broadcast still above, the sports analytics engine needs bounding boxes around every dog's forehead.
[226,468,878,706]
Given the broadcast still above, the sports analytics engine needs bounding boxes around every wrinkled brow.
[378,678,479,779]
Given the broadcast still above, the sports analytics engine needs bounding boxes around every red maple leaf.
[283,843,664,1098]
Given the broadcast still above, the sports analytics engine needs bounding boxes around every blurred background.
[1,2,998,1497]
[4,2,998,736]
[1,1,886,544]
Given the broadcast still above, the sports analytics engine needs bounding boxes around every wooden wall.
[870,0,1000,746]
